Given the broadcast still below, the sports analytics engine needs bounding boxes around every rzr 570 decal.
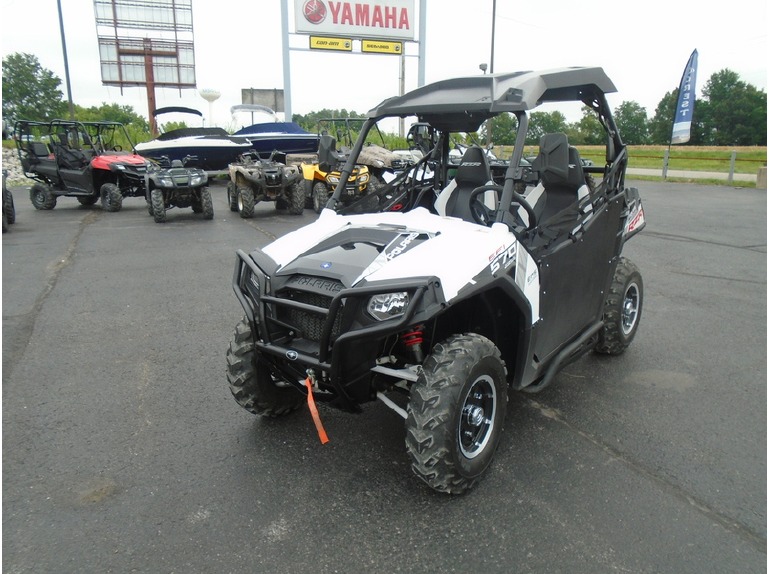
[489,242,517,274]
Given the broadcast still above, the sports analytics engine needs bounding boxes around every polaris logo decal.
[321,262,332,269]
[286,350,299,361]
[290,275,342,293]
[384,232,420,260]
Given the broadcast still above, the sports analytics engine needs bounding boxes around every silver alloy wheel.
[622,282,641,335]
[458,374,497,459]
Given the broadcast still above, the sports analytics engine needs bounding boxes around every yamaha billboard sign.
[295,0,415,41]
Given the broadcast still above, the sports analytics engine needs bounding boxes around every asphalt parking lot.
[2,179,766,573]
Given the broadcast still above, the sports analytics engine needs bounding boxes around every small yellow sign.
[309,36,353,51]
[361,39,403,55]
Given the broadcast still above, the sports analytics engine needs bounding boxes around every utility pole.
[56,0,75,120]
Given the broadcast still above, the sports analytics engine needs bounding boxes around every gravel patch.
[2,147,35,186]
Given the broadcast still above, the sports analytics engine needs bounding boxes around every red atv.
[14,119,151,212]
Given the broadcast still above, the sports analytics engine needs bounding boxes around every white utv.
[227,67,646,494]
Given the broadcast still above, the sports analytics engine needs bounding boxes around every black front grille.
[275,288,343,343]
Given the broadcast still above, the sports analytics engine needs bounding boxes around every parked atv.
[227,67,646,494]
[2,169,16,233]
[227,150,305,217]
[146,155,212,223]
[14,119,150,212]
[300,134,372,213]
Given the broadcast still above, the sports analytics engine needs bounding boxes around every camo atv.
[227,151,305,217]
[227,67,646,494]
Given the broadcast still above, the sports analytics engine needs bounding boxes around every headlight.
[327,175,340,185]
[357,172,370,184]
[159,177,173,186]
[190,175,204,186]
[367,292,409,321]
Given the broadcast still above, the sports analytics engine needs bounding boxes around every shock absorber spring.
[401,325,425,364]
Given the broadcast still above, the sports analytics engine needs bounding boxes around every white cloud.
[2,0,766,129]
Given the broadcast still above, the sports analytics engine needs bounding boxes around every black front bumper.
[232,248,445,408]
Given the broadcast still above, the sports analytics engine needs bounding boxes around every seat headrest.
[454,146,491,185]
[532,133,569,185]
[566,146,586,189]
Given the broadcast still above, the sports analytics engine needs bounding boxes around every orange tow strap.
[305,377,329,444]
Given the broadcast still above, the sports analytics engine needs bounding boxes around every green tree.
[293,108,366,134]
[648,90,677,144]
[479,113,516,145]
[698,69,767,145]
[74,102,148,129]
[526,111,568,144]
[567,107,605,144]
[2,53,67,123]
[614,101,649,144]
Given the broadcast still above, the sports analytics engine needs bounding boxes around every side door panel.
[531,199,622,361]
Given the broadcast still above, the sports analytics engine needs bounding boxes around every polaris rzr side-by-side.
[227,67,646,494]
[227,150,305,217]
[14,119,151,212]
[146,155,212,223]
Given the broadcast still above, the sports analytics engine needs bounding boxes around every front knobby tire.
[226,318,304,417]
[100,183,123,212]
[594,257,643,355]
[312,181,329,214]
[237,185,255,218]
[4,188,16,223]
[150,189,166,223]
[406,333,508,495]
[287,182,305,215]
[227,181,239,212]
[200,187,214,220]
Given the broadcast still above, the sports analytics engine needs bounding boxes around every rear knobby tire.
[100,183,123,212]
[226,318,304,417]
[150,189,166,223]
[30,183,57,210]
[406,333,508,495]
[237,185,255,218]
[594,257,643,355]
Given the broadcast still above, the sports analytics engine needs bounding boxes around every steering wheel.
[113,144,123,152]
[469,184,537,230]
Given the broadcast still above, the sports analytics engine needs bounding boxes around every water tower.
[199,89,221,127]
